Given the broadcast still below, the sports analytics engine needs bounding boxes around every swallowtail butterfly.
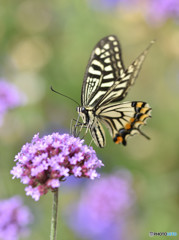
[76,35,154,148]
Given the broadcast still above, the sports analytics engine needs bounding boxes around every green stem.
[50,189,59,240]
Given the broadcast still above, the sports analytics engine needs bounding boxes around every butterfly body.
[76,35,153,148]
[77,106,106,148]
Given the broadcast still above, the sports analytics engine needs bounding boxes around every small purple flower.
[0,79,25,126]
[66,171,135,240]
[0,196,33,240]
[11,133,104,201]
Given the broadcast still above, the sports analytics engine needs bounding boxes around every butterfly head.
[76,106,88,124]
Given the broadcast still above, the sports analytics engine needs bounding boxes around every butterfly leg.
[76,123,84,137]
[72,118,83,124]
[77,121,90,138]
[80,124,90,140]
[70,118,74,135]
[72,115,81,137]
[71,118,84,136]
[89,138,94,146]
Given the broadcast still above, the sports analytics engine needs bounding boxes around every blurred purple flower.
[147,0,179,24]
[0,196,33,240]
[66,171,135,240]
[87,0,134,11]
[0,79,25,126]
[11,133,104,201]
[87,0,179,25]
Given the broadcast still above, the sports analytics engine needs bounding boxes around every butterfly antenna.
[50,86,80,106]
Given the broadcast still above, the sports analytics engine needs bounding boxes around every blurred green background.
[0,0,179,239]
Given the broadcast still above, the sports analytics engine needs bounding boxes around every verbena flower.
[66,171,135,240]
[146,0,179,24]
[11,133,104,201]
[0,79,25,126]
[0,196,33,240]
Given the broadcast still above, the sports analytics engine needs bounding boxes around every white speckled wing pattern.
[81,35,125,106]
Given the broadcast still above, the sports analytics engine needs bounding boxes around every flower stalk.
[50,189,59,240]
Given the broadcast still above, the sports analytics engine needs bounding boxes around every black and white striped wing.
[81,35,125,106]
[89,118,106,148]
[96,40,155,108]
[97,101,152,146]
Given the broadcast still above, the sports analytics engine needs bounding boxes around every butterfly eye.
[76,107,87,114]
[81,107,87,113]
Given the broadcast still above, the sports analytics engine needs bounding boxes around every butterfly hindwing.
[89,119,106,148]
[98,101,151,146]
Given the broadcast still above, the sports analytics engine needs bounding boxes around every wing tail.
[124,40,155,87]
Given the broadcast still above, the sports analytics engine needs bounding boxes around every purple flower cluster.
[0,196,33,240]
[66,171,135,240]
[0,79,25,126]
[11,133,104,201]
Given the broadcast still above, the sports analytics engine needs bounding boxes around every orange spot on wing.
[115,136,123,144]
[125,123,131,129]
[136,102,143,108]
[125,117,135,129]
[130,117,135,123]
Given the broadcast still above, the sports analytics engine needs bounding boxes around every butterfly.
[75,35,154,148]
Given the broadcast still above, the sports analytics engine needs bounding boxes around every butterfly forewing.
[95,40,155,108]
[81,35,125,106]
